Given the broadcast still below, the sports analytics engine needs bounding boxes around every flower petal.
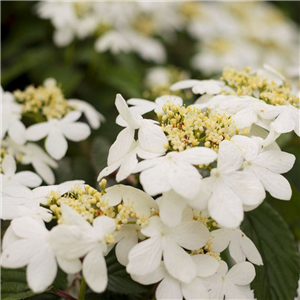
[182,277,209,300]
[8,120,26,145]
[127,235,163,276]
[156,274,182,300]
[14,171,42,188]
[60,122,91,142]
[192,254,220,277]
[57,256,82,274]
[26,123,50,141]
[2,155,16,176]
[226,262,255,285]
[45,128,68,160]
[83,245,108,293]
[163,238,196,283]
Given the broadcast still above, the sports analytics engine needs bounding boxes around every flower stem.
[78,276,86,300]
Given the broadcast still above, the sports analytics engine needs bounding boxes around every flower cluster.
[1,79,103,184]
[36,1,298,74]
[1,65,298,300]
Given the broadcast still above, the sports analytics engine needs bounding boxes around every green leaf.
[106,249,151,295]
[91,136,111,173]
[241,202,300,300]
[71,156,96,186]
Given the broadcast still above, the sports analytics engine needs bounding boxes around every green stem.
[78,276,86,300]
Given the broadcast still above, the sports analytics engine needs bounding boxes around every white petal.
[83,246,108,293]
[138,121,167,155]
[12,217,47,238]
[170,80,201,91]
[116,149,138,182]
[182,277,209,300]
[229,234,245,263]
[225,282,253,300]
[115,94,140,129]
[93,216,116,236]
[156,275,182,300]
[61,204,89,227]
[60,122,91,142]
[139,162,171,196]
[253,167,292,200]
[108,127,135,165]
[163,238,196,283]
[208,184,243,228]
[177,147,217,165]
[131,262,165,285]
[273,106,296,133]
[60,111,82,123]
[231,135,260,161]
[159,190,187,228]
[8,120,26,145]
[2,226,19,249]
[27,247,57,293]
[239,232,263,265]
[218,141,243,172]
[26,123,50,141]
[254,150,295,173]
[141,216,164,237]
[192,254,220,277]
[127,235,163,276]
[170,161,202,200]
[226,262,255,285]
[225,171,265,206]
[169,221,209,250]
[116,232,138,266]
[32,160,55,185]
[14,171,42,188]
[57,256,82,274]
[45,129,68,160]
[97,160,122,181]
[2,155,16,176]
[1,239,38,268]
[211,229,232,253]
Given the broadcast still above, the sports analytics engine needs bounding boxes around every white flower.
[203,140,265,228]
[20,143,58,185]
[204,261,256,300]
[1,87,27,145]
[134,147,217,200]
[48,204,116,293]
[115,224,144,266]
[1,180,84,221]
[26,111,91,160]
[171,79,225,95]
[68,99,105,130]
[127,95,183,115]
[132,255,220,300]
[98,94,168,182]
[1,185,53,222]
[103,184,158,217]
[1,155,42,190]
[211,228,263,265]
[127,211,209,283]
[232,135,295,200]
[1,217,81,293]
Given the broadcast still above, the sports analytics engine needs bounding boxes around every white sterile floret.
[115,224,145,266]
[26,111,91,160]
[204,261,256,300]
[1,217,81,293]
[1,180,84,222]
[208,94,281,129]
[1,155,42,190]
[68,99,105,129]
[232,135,295,201]
[134,147,217,200]
[20,143,58,185]
[98,94,168,182]
[1,87,27,145]
[132,255,220,300]
[127,210,210,283]
[127,95,183,115]
[1,185,53,222]
[114,94,168,155]
[103,184,158,217]
[211,228,263,265]
[170,79,225,95]
[203,140,265,228]
[48,204,116,293]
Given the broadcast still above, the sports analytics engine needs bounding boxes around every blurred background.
[1,0,300,258]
